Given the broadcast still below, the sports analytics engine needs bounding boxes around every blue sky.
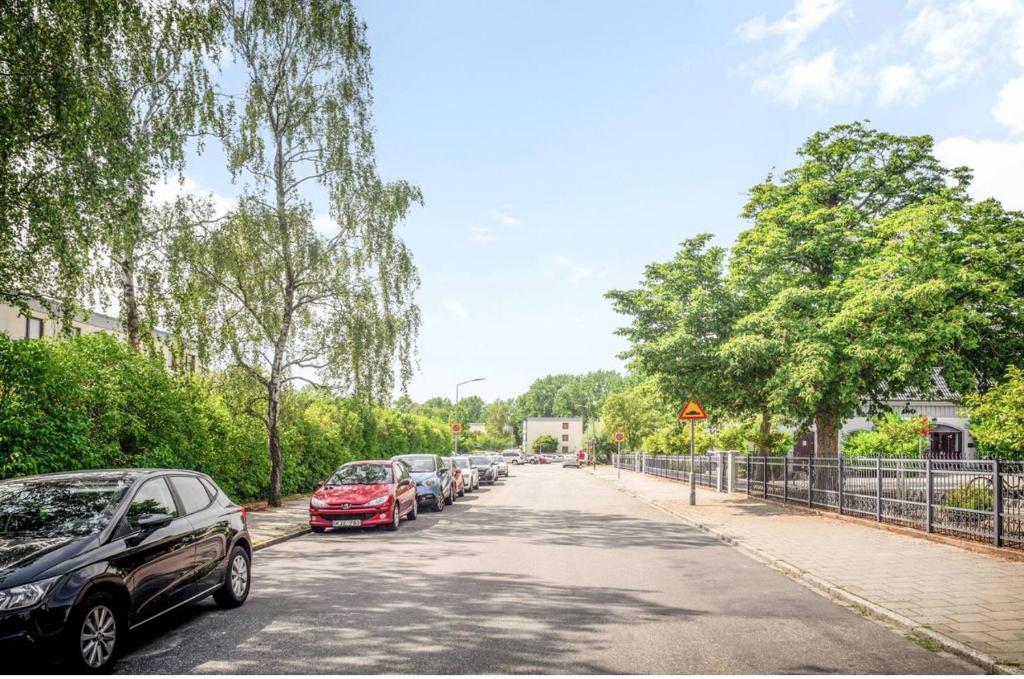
[176,0,1024,404]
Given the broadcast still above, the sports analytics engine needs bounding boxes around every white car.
[503,451,525,465]
[452,456,479,490]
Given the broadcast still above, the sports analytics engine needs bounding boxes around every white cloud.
[149,174,234,218]
[313,214,337,237]
[554,256,594,285]
[877,64,926,106]
[443,301,468,319]
[934,135,1024,210]
[493,209,521,226]
[993,76,1024,135]
[754,50,861,106]
[739,0,843,53]
[468,225,496,243]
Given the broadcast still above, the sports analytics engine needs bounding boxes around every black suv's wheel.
[214,545,251,608]
[385,502,400,531]
[458,483,465,498]
[66,592,123,673]
[444,487,454,505]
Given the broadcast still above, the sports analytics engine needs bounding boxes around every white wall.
[523,418,584,454]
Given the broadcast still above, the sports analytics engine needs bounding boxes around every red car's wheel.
[385,502,400,531]
[407,499,418,520]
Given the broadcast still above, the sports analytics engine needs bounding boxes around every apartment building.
[0,300,199,372]
[522,416,584,455]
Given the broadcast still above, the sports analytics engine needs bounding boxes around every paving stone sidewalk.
[244,495,311,549]
[591,465,1024,671]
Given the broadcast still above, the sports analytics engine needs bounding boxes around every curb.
[590,470,1019,675]
[252,525,311,552]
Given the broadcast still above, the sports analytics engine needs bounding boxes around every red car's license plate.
[331,519,361,527]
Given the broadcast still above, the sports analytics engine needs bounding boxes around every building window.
[562,434,569,441]
[561,446,568,453]
[562,422,569,429]
[25,317,43,339]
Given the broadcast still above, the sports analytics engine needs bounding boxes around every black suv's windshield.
[0,475,134,538]
[453,458,471,469]
[327,465,392,485]
[396,456,435,473]
[470,456,491,465]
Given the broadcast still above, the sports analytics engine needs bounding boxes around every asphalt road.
[102,464,979,673]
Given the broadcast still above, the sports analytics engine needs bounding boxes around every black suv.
[0,469,252,672]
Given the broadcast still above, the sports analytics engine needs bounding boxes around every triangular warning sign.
[678,400,707,421]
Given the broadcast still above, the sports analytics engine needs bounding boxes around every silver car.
[489,453,509,477]
[452,455,479,490]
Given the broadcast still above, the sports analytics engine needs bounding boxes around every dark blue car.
[392,455,453,512]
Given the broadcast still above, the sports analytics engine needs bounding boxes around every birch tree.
[184,0,421,505]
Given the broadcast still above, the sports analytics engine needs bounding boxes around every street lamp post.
[454,377,486,454]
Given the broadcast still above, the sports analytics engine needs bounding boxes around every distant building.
[523,417,584,455]
[0,300,199,373]
[792,373,974,459]
[467,422,486,433]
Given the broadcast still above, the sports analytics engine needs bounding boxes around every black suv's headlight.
[0,576,59,611]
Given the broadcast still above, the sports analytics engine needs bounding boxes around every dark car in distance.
[0,469,251,672]
[469,455,499,485]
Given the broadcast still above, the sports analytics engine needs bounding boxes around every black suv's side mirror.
[137,513,174,531]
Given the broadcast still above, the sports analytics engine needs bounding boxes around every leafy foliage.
[842,413,924,458]
[532,434,558,453]
[967,366,1024,460]
[0,334,447,500]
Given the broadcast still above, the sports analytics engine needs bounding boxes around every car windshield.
[453,458,471,469]
[0,475,134,538]
[396,456,435,473]
[327,464,392,485]
[470,456,491,465]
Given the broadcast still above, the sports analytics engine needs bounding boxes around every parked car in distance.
[503,450,525,465]
[562,455,580,468]
[469,455,499,485]
[452,456,479,490]
[489,453,509,477]
[393,454,453,511]
[536,454,550,464]
[526,454,539,464]
[0,469,251,672]
[309,460,417,533]
[442,458,466,498]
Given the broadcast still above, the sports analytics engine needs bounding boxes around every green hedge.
[0,333,449,501]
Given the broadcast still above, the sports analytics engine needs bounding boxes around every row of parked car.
[0,451,520,671]
[308,452,512,532]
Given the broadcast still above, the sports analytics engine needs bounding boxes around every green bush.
[532,434,558,453]
[0,334,450,502]
[843,413,923,458]
[967,366,1024,460]
[942,483,993,512]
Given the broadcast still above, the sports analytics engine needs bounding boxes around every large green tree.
[1,1,148,319]
[730,122,960,457]
[181,0,421,505]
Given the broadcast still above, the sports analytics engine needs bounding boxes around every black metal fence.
[612,453,1024,549]
[743,456,1023,549]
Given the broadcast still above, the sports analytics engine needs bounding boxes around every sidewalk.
[244,495,311,550]
[591,466,1024,673]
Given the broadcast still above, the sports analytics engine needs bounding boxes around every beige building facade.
[0,300,198,372]
[523,417,584,455]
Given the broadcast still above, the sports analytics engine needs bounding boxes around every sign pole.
[689,419,696,505]
[617,441,622,479]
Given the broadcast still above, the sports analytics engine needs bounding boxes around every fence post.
[716,452,723,492]
[994,459,1002,548]
[727,453,735,493]
[838,456,844,515]
[808,457,814,508]
[763,456,768,499]
[746,455,751,496]
[925,458,933,533]
[875,457,882,522]
[783,456,789,503]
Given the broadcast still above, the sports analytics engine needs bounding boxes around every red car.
[309,460,418,532]
[442,457,466,498]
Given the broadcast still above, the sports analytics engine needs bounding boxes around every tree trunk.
[121,256,142,351]
[758,409,772,455]
[266,373,283,506]
[815,414,840,458]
